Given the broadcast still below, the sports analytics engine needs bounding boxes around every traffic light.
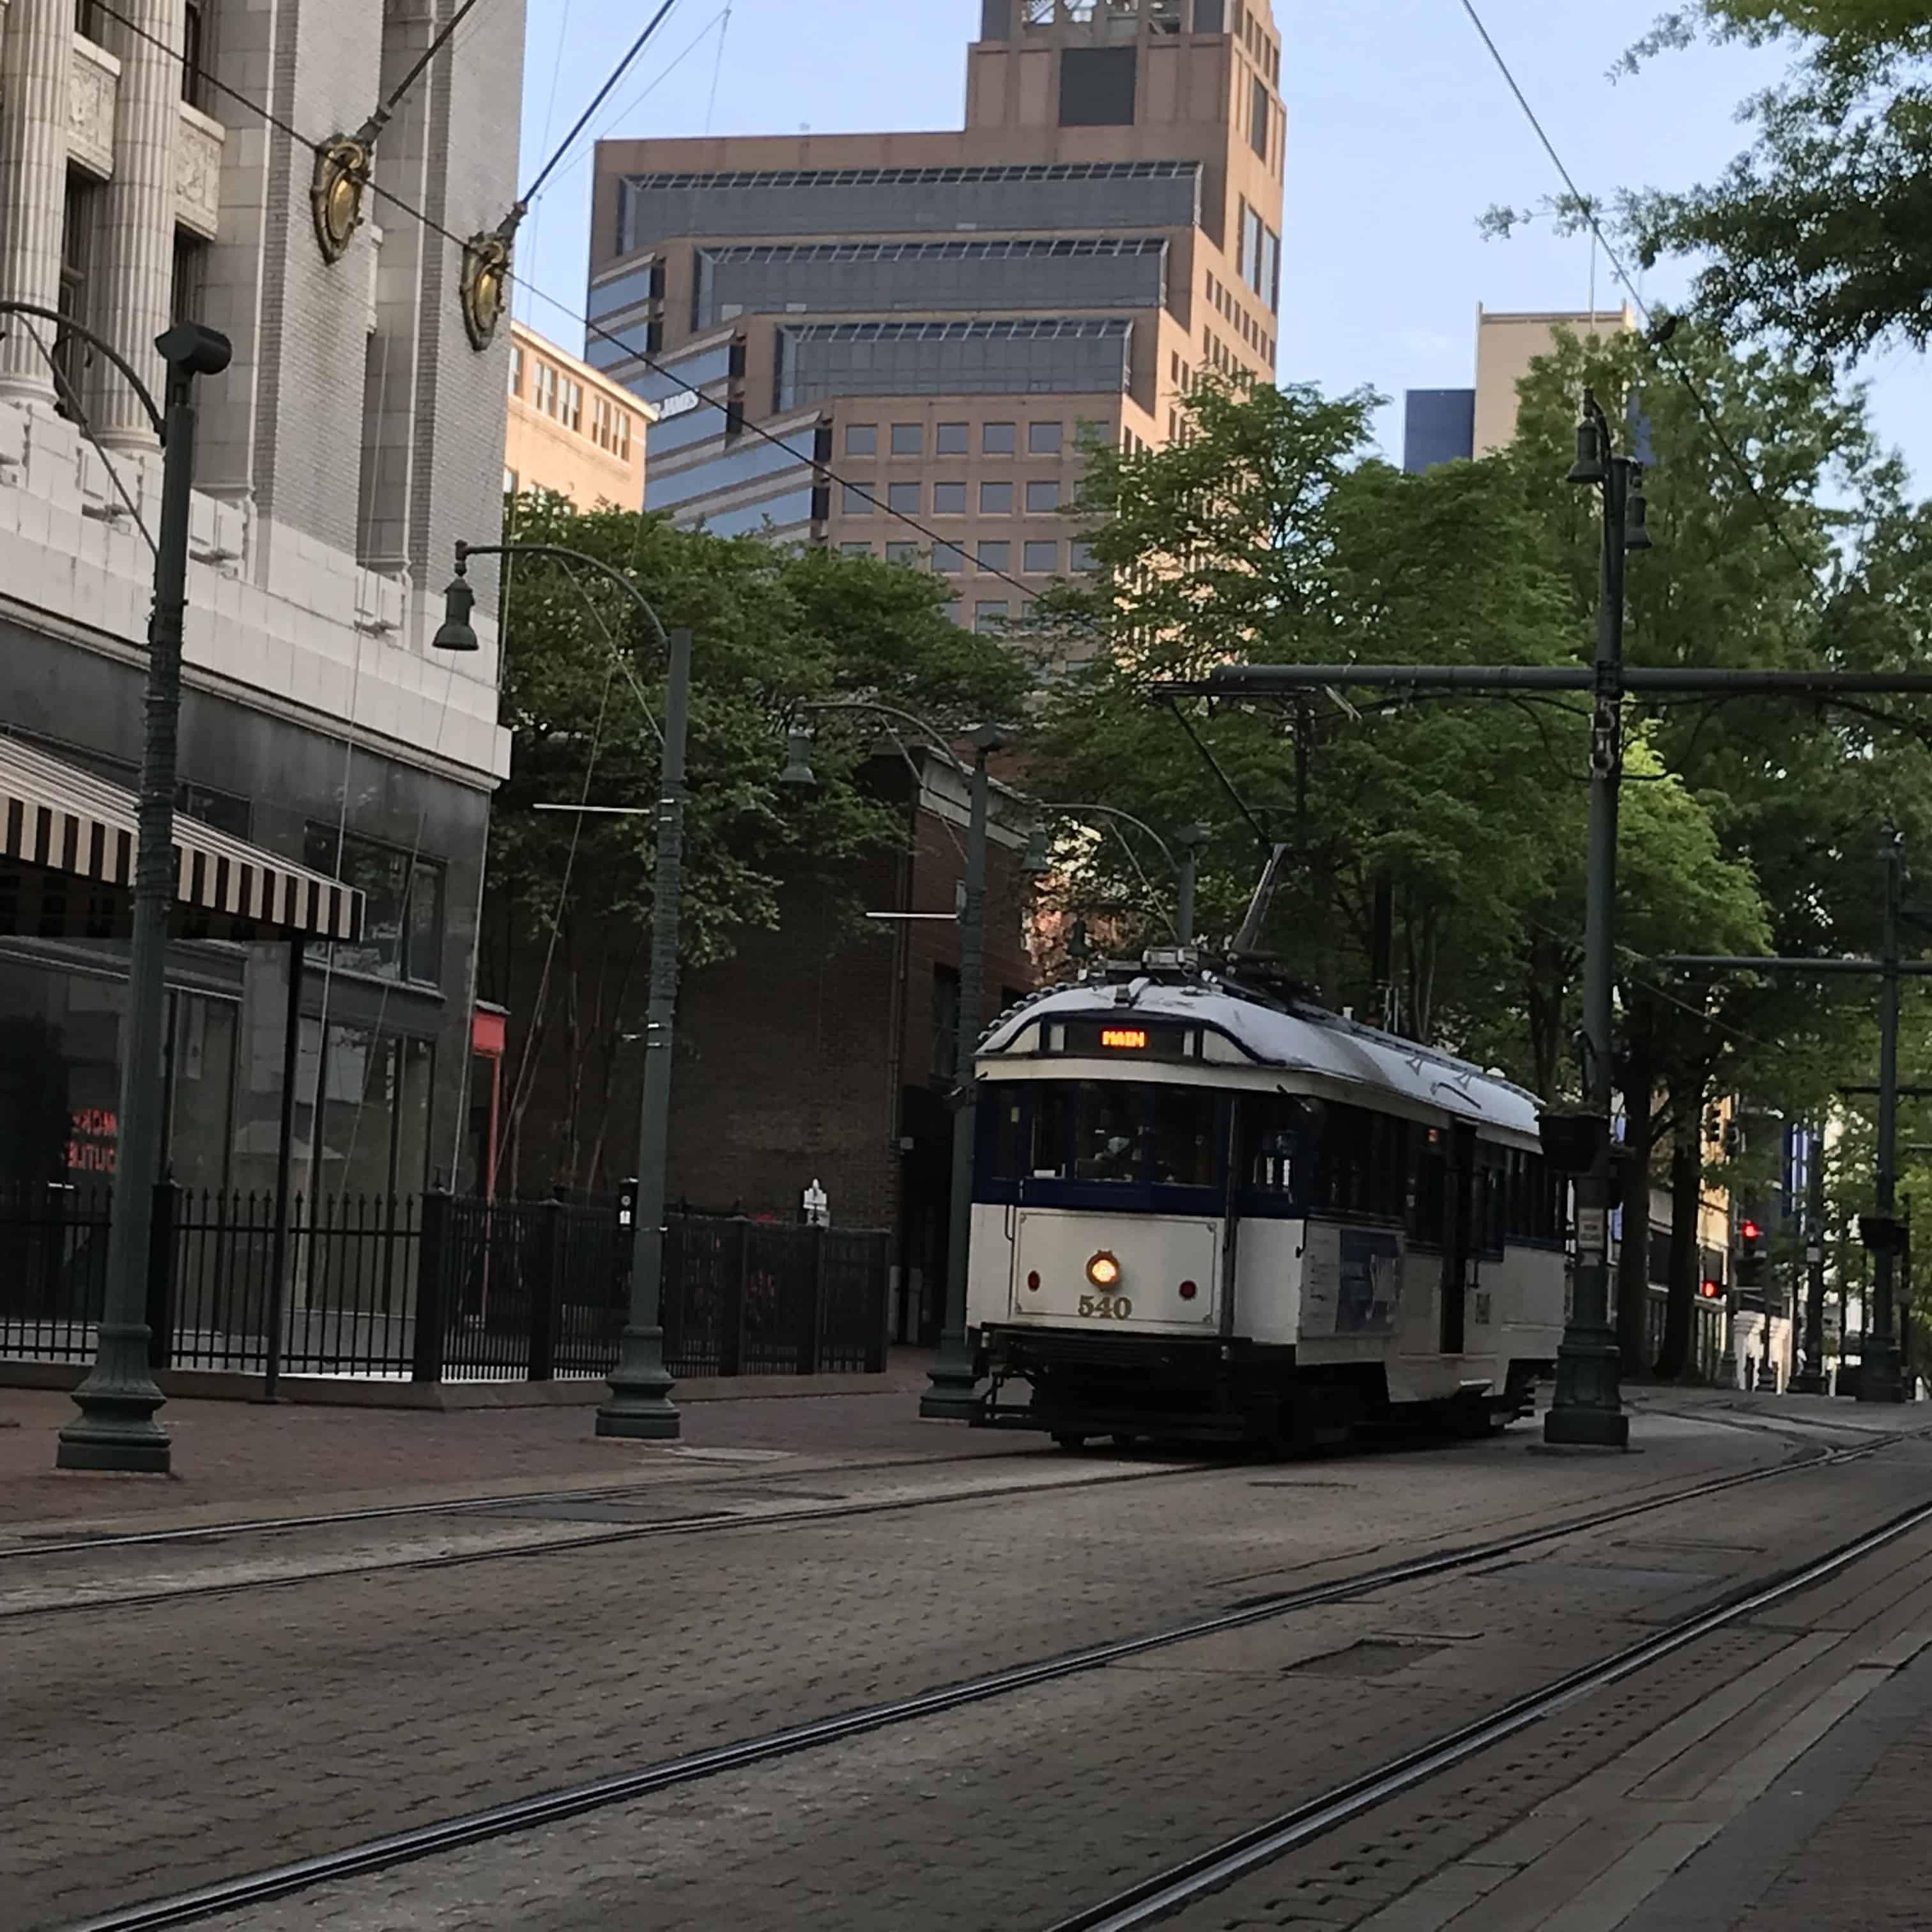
[1737,1215,1770,1303]
[1699,1277,1722,1301]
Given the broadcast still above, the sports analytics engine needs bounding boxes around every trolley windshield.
[991,1080,1219,1189]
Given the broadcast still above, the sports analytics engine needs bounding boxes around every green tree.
[483,491,1030,1190]
[1508,320,1932,1372]
[1625,4,1932,367]
[1030,379,1769,1124]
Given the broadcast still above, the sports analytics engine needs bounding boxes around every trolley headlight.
[1085,1251,1121,1289]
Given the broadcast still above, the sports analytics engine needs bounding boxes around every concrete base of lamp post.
[919,1333,980,1421]
[595,1326,682,1439]
[1859,1340,1906,1404]
[54,1323,171,1471]
[1544,1328,1630,1448]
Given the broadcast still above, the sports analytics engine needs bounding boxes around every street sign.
[1576,1208,1607,1257]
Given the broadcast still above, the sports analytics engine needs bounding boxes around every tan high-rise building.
[1404,305,1636,471]
[503,320,655,510]
[588,0,1285,632]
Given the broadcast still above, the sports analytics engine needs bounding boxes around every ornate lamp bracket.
[460,204,525,353]
[310,132,376,264]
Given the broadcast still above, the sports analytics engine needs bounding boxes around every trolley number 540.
[1078,1294,1133,1320]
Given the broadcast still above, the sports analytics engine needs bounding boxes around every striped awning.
[0,736,364,944]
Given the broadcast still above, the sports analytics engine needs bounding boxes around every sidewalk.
[0,1349,1010,1533]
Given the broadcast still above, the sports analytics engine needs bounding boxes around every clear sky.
[510,0,1928,487]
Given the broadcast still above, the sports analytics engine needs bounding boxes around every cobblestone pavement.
[0,1363,1034,1535]
[196,1440,1932,1932]
[1,1403,1890,1929]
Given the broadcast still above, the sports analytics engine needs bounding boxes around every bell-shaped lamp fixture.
[1022,826,1051,877]
[1625,473,1655,553]
[433,573,479,652]
[779,729,816,790]
[1567,413,1608,488]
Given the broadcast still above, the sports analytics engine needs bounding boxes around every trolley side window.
[1147,1083,1216,1186]
[1236,1093,1323,1218]
[1503,1147,1563,1246]
[988,1085,1029,1180]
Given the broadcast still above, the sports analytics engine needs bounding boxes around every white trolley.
[964,954,1565,1447]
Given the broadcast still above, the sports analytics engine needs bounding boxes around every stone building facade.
[0,0,523,1201]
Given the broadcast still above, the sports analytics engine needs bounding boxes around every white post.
[0,0,73,405]
[95,0,184,447]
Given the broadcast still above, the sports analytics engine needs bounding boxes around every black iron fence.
[0,1181,890,1385]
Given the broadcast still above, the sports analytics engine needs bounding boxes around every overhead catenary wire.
[514,0,685,214]
[703,3,733,134]
[548,5,735,203]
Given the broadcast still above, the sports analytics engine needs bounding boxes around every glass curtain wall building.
[588,0,1287,641]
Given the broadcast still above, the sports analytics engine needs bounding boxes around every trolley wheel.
[1052,1432,1089,1451]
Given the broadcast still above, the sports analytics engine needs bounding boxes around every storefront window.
[165,991,236,1190]
[303,828,445,985]
[298,1018,436,1202]
[0,959,236,1190]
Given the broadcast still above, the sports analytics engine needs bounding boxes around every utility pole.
[1663,834,1932,1406]
[1794,1129,1828,1394]
[1868,831,1907,1402]
[1539,392,1644,1448]
[923,725,1004,1420]
[1175,823,1210,947]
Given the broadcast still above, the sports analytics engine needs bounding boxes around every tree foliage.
[481,491,1030,1188]
[1027,378,1772,1105]
[1029,334,1932,1375]
[1625,3,1932,368]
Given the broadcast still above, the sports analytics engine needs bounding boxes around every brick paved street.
[193,1439,1932,1932]
[8,1393,1932,1932]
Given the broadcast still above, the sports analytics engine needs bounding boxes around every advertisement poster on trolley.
[1301,1224,1404,1338]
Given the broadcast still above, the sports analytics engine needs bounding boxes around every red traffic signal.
[1700,1278,1722,1300]
[1740,1219,1762,1244]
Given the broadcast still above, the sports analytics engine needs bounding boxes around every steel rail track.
[0,1460,1206,1621]
[1044,1487,1932,1931]
[57,1432,1898,1931]
[0,1440,1074,1562]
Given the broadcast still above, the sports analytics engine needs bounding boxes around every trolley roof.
[979,977,1542,1140]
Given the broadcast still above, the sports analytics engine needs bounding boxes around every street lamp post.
[438,542,685,1440]
[779,706,1004,1419]
[46,318,233,1475]
[1545,389,1650,1451]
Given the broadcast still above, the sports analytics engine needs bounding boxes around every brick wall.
[499,774,1042,1241]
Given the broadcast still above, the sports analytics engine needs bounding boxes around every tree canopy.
[481,491,1029,1188]
[1025,334,1932,1373]
[1625,3,1932,368]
